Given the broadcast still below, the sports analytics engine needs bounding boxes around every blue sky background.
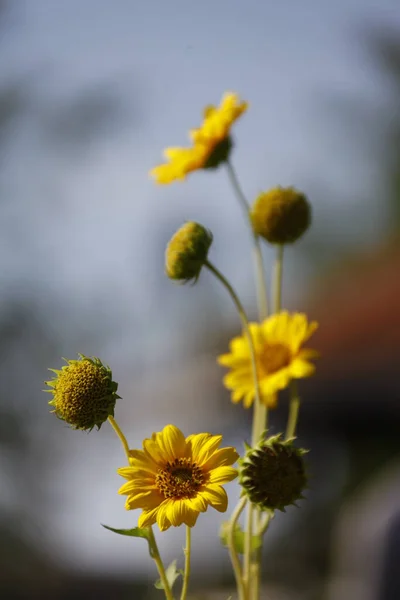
[0,0,399,577]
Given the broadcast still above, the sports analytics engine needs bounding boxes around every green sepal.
[219,521,261,554]
[101,524,154,558]
[154,559,183,591]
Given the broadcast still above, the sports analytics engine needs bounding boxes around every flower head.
[251,187,311,245]
[239,434,308,511]
[150,92,247,184]
[118,424,239,531]
[165,222,213,283]
[45,355,120,431]
[218,312,318,408]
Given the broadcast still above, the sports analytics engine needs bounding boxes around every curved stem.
[107,417,172,599]
[243,505,253,598]
[180,526,192,600]
[285,381,301,440]
[205,260,262,411]
[257,510,274,537]
[226,160,269,320]
[108,415,130,461]
[227,497,247,600]
[205,260,264,600]
[225,160,268,434]
[148,527,174,600]
[273,244,284,313]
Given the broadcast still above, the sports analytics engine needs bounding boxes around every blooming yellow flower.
[218,312,319,408]
[118,424,239,531]
[150,92,248,184]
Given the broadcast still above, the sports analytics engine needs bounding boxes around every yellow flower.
[150,92,248,184]
[218,312,319,408]
[118,425,238,531]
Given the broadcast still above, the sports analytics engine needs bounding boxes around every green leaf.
[219,521,262,554]
[154,559,183,591]
[101,524,154,557]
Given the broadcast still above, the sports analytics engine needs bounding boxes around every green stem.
[224,163,273,600]
[225,160,268,436]
[285,381,301,440]
[227,497,247,600]
[108,418,173,599]
[180,526,192,600]
[108,415,130,462]
[148,527,174,600]
[243,504,254,599]
[205,260,262,411]
[273,244,284,313]
[205,260,263,600]
[226,160,269,320]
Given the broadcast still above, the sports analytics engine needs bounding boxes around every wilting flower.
[118,424,239,531]
[251,187,311,245]
[45,355,120,431]
[150,92,247,184]
[165,221,213,283]
[239,434,308,511]
[218,312,318,408]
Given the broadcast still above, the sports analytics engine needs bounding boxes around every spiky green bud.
[239,434,307,511]
[165,222,213,283]
[45,355,120,431]
[251,187,311,244]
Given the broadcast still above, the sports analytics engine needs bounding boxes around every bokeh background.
[1,1,399,598]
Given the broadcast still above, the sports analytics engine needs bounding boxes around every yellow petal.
[186,494,208,513]
[157,424,187,461]
[124,490,157,509]
[260,392,278,408]
[297,348,320,361]
[156,500,172,531]
[243,389,255,408]
[232,388,245,403]
[138,504,163,529]
[262,311,290,342]
[142,438,167,465]
[208,466,238,484]
[289,358,316,378]
[163,146,190,160]
[187,433,222,465]
[186,432,212,459]
[117,466,135,480]
[202,447,239,471]
[259,368,291,395]
[203,104,217,118]
[167,499,199,528]
[118,479,155,496]
[201,485,228,513]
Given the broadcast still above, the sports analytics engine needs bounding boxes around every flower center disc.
[259,343,291,376]
[156,458,205,499]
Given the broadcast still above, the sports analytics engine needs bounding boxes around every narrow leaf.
[154,559,182,591]
[101,524,154,557]
[219,521,261,554]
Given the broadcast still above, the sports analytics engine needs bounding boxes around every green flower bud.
[239,434,308,511]
[251,187,311,244]
[165,222,213,283]
[45,355,120,431]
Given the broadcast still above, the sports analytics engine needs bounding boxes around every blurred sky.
[1,0,400,578]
